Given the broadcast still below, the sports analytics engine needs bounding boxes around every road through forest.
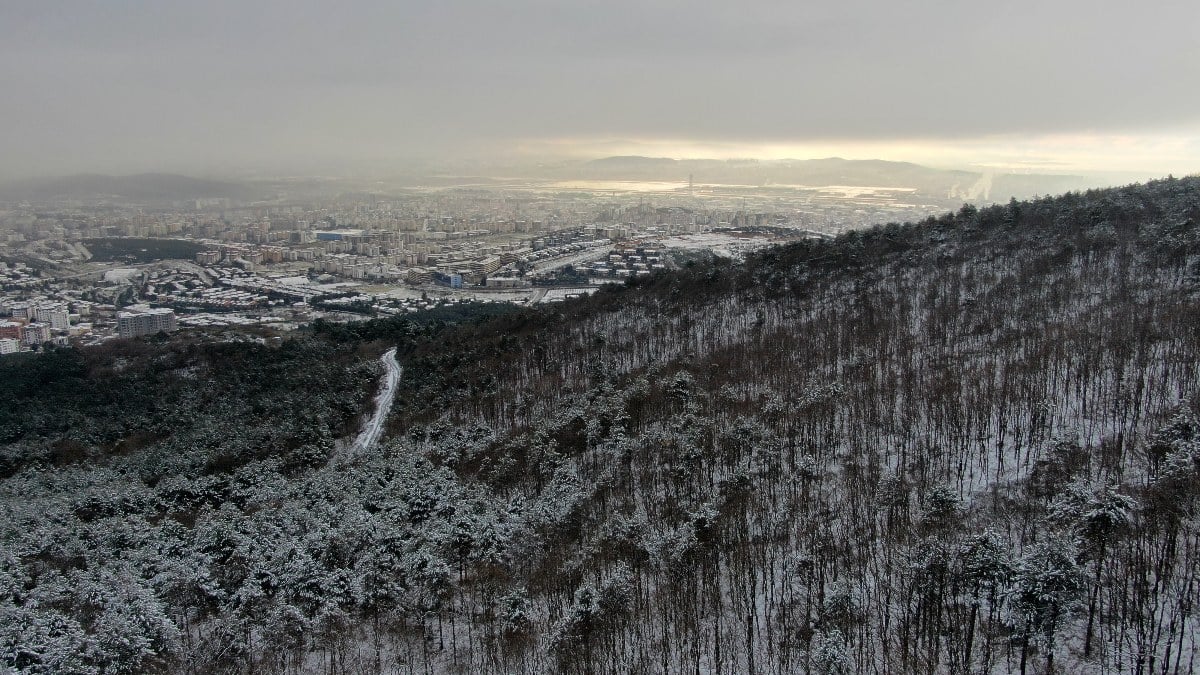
[345,347,400,460]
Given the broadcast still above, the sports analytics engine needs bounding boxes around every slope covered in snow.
[2,177,1199,673]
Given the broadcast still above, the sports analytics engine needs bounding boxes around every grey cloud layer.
[2,0,1197,176]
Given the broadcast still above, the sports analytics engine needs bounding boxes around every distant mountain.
[584,155,682,170]
[539,155,1092,200]
[0,173,258,204]
[0,163,1098,204]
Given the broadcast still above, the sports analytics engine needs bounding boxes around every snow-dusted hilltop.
[2,177,1199,673]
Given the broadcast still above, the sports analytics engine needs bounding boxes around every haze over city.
[2,0,1198,181]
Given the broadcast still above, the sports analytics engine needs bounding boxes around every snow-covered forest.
[3,177,1200,673]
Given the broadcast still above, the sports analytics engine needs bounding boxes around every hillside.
[2,178,1200,673]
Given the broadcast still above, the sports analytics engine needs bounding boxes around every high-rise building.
[0,338,19,355]
[117,307,178,338]
[21,323,50,346]
[35,306,70,330]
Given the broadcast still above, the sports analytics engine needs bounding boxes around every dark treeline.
[2,177,1199,673]
[81,238,206,263]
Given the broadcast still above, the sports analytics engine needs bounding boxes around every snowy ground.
[654,233,775,258]
[538,287,599,303]
[342,347,401,462]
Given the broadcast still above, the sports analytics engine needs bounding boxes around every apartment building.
[117,307,178,338]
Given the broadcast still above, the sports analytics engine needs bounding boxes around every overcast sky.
[2,0,1198,179]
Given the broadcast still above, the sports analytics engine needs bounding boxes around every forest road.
[344,347,401,461]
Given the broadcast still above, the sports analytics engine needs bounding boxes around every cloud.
[1,1,1198,177]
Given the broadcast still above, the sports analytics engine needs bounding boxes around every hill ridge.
[1,177,1198,673]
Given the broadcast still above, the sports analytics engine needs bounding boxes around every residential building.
[196,250,222,265]
[34,306,70,330]
[117,307,178,338]
[21,323,50,346]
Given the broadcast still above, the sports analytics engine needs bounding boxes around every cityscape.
[0,175,965,354]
